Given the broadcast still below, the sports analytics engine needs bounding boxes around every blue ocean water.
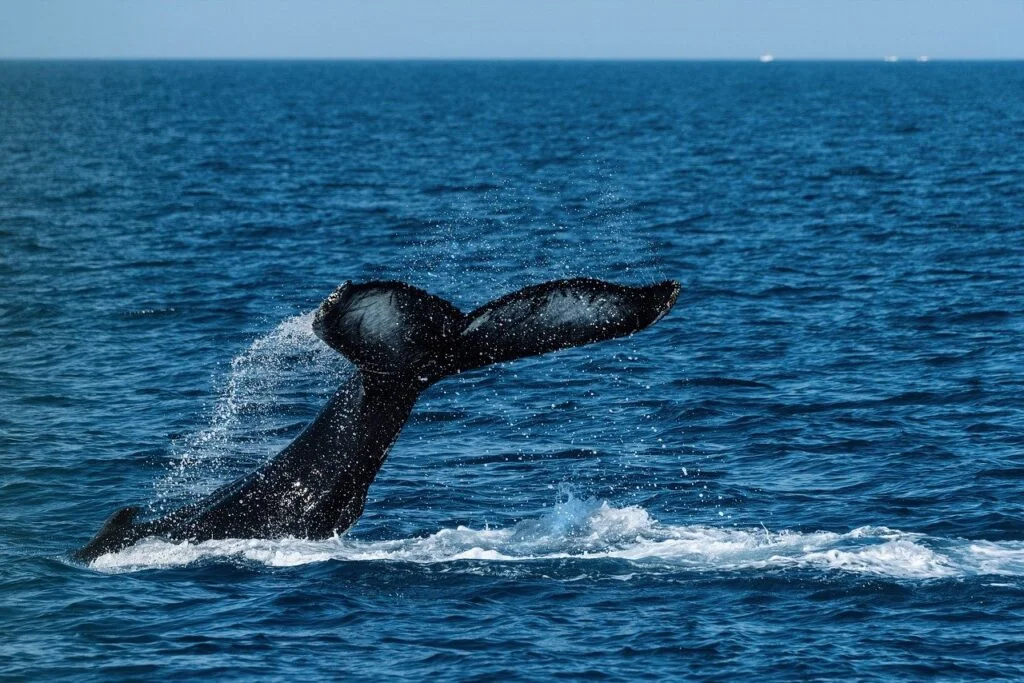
[2,60,1023,680]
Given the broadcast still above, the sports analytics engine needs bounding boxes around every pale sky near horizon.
[1,0,1022,60]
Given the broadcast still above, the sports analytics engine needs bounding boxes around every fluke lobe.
[76,278,680,562]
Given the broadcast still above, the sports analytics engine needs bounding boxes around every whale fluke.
[312,278,680,380]
[456,278,680,372]
[76,278,679,563]
[312,280,464,383]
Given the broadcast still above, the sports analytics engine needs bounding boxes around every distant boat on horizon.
[883,55,899,63]
[916,56,930,62]
[759,53,775,63]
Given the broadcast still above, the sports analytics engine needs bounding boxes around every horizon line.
[3,56,1023,62]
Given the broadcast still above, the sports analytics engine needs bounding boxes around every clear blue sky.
[1,0,1021,60]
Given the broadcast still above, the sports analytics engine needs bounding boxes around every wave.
[90,496,1024,580]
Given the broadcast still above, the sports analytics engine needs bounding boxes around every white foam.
[89,496,1024,580]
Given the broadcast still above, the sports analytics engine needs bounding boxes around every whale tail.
[313,278,680,383]
[77,278,679,561]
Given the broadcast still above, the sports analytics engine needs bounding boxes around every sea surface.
[2,61,1023,681]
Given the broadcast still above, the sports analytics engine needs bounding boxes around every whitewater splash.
[91,496,1024,579]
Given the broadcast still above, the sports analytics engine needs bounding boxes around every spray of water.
[397,171,668,307]
[154,311,351,511]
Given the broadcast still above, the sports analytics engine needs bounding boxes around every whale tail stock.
[312,277,681,384]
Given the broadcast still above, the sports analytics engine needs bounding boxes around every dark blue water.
[2,61,1023,680]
